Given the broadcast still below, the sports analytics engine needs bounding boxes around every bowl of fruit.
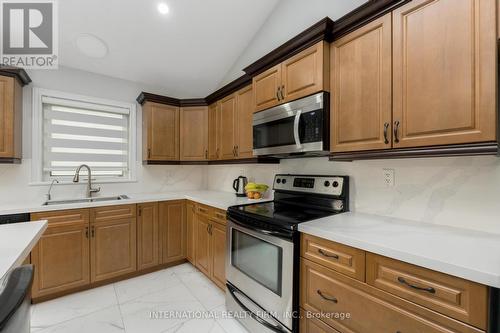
[245,183,269,200]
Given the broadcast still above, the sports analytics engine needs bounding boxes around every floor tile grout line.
[112,283,127,332]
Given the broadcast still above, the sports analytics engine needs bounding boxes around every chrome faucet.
[73,164,101,198]
[46,179,59,201]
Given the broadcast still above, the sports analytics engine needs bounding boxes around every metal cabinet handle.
[138,208,142,217]
[394,120,400,143]
[317,290,338,303]
[397,277,435,294]
[216,148,220,159]
[280,85,285,100]
[147,148,151,159]
[277,86,281,101]
[91,226,95,238]
[205,150,208,159]
[383,122,390,144]
[85,227,89,239]
[235,145,239,157]
[318,248,339,259]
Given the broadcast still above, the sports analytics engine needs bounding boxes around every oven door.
[226,220,294,330]
[253,91,326,156]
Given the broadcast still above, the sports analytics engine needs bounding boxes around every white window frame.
[31,88,137,185]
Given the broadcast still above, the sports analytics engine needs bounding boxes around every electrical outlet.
[383,168,395,187]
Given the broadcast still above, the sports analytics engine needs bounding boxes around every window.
[32,88,136,184]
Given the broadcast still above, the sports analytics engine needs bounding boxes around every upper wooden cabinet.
[142,102,179,162]
[159,200,186,264]
[0,75,23,162]
[219,94,238,159]
[180,106,208,161]
[331,14,392,153]
[253,41,329,112]
[208,103,219,160]
[392,0,496,148]
[137,202,159,270]
[235,85,254,159]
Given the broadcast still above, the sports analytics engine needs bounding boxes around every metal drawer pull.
[394,120,400,143]
[397,277,435,294]
[383,122,389,144]
[317,290,338,303]
[277,87,281,101]
[318,248,339,259]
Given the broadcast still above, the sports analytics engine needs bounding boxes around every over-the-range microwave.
[253,91,329,158]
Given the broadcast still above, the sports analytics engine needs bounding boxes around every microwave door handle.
[293,110,302,148]
[227,284,289,333]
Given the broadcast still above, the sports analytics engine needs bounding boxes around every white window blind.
[42,96,131,181]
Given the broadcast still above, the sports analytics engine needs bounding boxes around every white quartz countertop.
[0,220,47,280]
[299,212,500,288]
[0,190,268,216]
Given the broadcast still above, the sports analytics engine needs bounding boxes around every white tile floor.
[30,263,249,333]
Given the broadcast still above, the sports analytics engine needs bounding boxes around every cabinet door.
[143,102,179,161]
[253,64,282,112]
[0,76,15,158]
[90,205,137,282]
[137,202,159,270]
[219,94,237,160]
[235,85,254,159]
[331,14,392,153]
[180,106,208,160]
[210,221,226,290]
[208,103,219,160]
[186,201,196,264]
[159,200,186,264]
[282,41,329,103]
[195,214,211,276]
[31,209,90,299]
[392,0,496,148]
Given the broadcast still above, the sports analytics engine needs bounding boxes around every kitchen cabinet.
[208,103,219,160]
[210,218,226,290]
[219,94,238,159]
[159,200,186,264]
[31,209,90,299]
[137,202,159,270]
[90,205,137,283]
[195,207,211,276]
[235,85,254,159]
[142,102,179,161]
[253,41,329,112]
[186,201,196,264]
[180,106,208,161]
[0,75,23,162]
[330,14,392,153]
[392,0,496,148]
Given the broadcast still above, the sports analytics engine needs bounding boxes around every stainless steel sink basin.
[42,195,129,206]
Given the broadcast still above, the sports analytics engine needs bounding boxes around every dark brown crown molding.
[136,92,181,106]
[243,17,334,77]
[205,74,252,105]
[332,0,410,39]
[0,66,32,86]
[329,142,499,162]
[179,98,208,107]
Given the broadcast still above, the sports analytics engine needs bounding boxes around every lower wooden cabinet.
[90,205,137,283]
[211,221,226,289]
[186,201,196,264]
[195,212,212,276]
[137,202,159,270]
[159,200,186,264]
[31,209,90,299]
[300,309,340,333]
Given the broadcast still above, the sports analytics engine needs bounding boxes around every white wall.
[0,66,206,205]
[220,0,368,85]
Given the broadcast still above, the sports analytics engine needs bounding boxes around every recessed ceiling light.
[75,34,108,58]
[157,3,169,15]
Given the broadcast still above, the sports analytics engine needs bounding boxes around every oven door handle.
[228,216,293,240]
[293,110,302,148]
[227,284,289,333]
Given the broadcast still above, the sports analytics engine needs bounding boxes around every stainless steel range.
[225,174,349,333]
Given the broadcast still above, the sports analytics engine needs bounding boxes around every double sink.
[42,195,130,206]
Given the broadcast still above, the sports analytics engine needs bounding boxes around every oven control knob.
[282,179,287,184]
[324,181,330,187]
[332,181,339,188]
[276,179,281,184]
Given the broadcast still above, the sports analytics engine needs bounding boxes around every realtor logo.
[0,0,58,69]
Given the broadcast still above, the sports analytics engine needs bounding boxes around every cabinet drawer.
[300,308,340,333]
[32,209,89,227]
[195,203,210,217]
[91,204,136,222]
[301,233,365,281]
[209,207,226,225]
[301,259,483,333]
[366,253,488,330]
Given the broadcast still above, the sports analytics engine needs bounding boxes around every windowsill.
[29,178,138,186]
